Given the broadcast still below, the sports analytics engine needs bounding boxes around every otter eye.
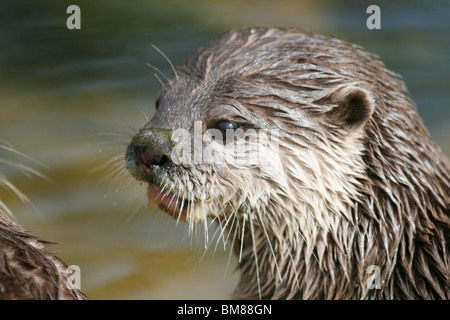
[155,97,160,110]
[214,120,237,142]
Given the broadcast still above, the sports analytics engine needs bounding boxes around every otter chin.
[146,185,181,217]
[146,185,202,222]
[126,27,449,300]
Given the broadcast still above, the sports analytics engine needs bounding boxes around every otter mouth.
[126,137,208,222]
[146,183,205,222]
[147,184,185,220]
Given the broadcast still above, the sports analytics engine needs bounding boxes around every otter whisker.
[238,213,247,263]
[156,181,169,199]
[0,200,13,218]
[211,207,230,251]
[153,176,170,201]
[249,217,262,300]
[0,142,48,169]
[112,161,131,181]
[224,209,239,281]
[0,159,50,182]
[140,111,150,123]
[256,206,283,282]
[145,62,171,84]
[213,215,227,253]
[151,44,179,82]
[99,154,126,178]
[198,217,224,262]
[187,193,194,238]
[164,184,177,211]
[122,196,146,227]
[202,213,227,256]
[153,73,166,89]
[200,200,209,246]
[105,171,133,194]
[172,189,182,223]
[199,203,232,259]
[215,203,242,281]
[222,204,239,246]
[113,167,137,193]
[95,154,131,189]
[81,131,133,141]
[0,173,41,219]
[178,189,187,218]
[0,174,28,205]
[185,193,191,237]
[174,189,185,225]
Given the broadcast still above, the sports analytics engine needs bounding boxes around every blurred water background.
[0,0,448,299]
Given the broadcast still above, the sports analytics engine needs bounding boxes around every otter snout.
[134,146,169,172]
[126,128,174,181]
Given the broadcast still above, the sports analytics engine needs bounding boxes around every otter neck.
[228,199,392,300]
[228,152,449,300]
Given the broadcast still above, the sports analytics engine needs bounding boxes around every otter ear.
[325,86,375,131]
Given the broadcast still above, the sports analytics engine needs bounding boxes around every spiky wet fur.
[0,212,83,299]
[126,27,450,299]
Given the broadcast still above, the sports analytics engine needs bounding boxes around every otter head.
[125,27,379,239]
[126,27,450,300]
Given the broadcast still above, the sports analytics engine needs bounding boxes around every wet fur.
[0,212,83,299]
[127,27,450,299]
[0,144,83,299]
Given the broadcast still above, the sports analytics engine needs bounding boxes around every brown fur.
[0,211,83,299]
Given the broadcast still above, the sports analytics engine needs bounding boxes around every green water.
[1,0,449,299]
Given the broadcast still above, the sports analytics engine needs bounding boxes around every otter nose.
[126,128,174,178]
[134,146,169,172]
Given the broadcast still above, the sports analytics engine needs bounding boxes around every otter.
[0,210,83,299]
[126,27,450,299]
[0,145,82,299]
